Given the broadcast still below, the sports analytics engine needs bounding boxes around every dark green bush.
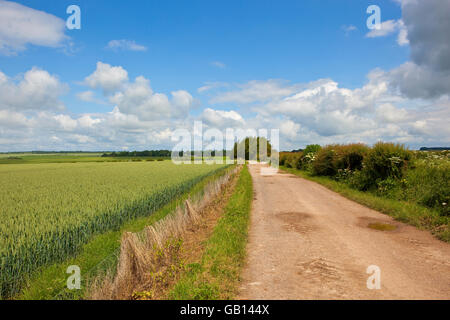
[312,145,338,176]
[376,177,401,197]
[347,169,372,190]
[297,145,320,171]
[280,153,289,166]
[303,144,321,155]
[404,162,449,216]
[335,143,369,171]
[362,142,412,186]
[312,144,369,177]
[294,153,304,170]
[285,153,302,169]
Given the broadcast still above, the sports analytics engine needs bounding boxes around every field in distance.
[0,152,169,164]
[0,159,227,298]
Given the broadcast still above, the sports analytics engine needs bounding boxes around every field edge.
[168,164,253,300]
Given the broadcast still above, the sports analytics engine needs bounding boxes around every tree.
[232,137,272,160]
[303,144,321,155]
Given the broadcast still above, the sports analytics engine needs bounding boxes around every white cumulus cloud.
[366,19,409,46]
[201,108,245,128]
[0,67,67,111]
[84,62,129,94]
[0,0,68,55]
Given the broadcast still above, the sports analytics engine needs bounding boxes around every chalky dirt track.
[238,164,450,300]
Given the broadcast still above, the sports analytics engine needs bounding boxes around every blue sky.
[0,0,449,151]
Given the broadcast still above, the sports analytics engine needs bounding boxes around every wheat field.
[0,160,226,298]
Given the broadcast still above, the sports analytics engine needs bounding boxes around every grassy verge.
[17,165,232,300]
[281,166,449,242]
[169,165,253,300]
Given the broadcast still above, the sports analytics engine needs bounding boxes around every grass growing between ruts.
[17,165,232,300]
[281,166,449,242]
[169,165,253,300]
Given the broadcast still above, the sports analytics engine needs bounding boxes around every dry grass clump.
[89,166,240,300]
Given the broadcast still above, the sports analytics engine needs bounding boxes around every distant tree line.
[102,150,172,157]
[102,150,228,158]
[420,147,450,151]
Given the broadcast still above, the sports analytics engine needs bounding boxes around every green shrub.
[335,143,369,171]
[283,154,293,168]
[279,153,289,166]
[312,144,369,177]
[312,145,338,176]
[294,152,304,170]
[280,152,300,168]
[404,161,450,216]
[303,144,321,155]
[299,154,315,171]
[347,169,371,190]
[335,168,353,182]
[362,142,412,186]
[376,177,401,197]
[297,145,320,171]
[284,153,302,169]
